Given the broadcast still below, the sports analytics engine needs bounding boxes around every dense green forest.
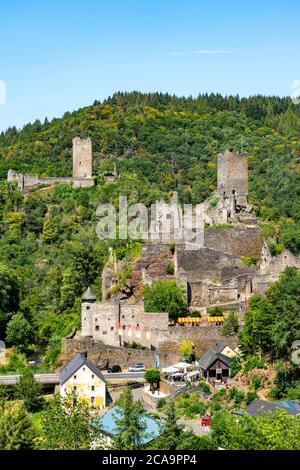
[0,92,300,367]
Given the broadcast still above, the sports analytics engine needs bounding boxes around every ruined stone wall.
[176,247,253,283]
[72,137,92,178]
[61,325,237,368]
[204,227,262,258]
[61,337,180,369]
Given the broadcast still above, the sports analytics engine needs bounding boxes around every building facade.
[60,352,107,409]
[81,287,169,349]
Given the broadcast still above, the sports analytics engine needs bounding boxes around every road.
[0,371,145,386]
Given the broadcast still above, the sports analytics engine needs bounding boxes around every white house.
[60,352,107,409]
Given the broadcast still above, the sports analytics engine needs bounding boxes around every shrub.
[209,196,220,209]
[156,398,167,410]
[230,357,242,378]
[251,375,263,391]
[245,391,258,405]
[240,256,257,266]
[243,356,266,373]
[166,263,174,275]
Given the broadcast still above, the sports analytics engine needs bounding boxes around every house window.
[74,375,77,380]
[91,385,95,391]
[95,326,100,331]
[83,367,85,371]
[91,397,95,404]
[73,386,77,391]
[91,374,94,379]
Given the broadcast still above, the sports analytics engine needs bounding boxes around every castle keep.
[72,137,93,178]
[7,137,95,190]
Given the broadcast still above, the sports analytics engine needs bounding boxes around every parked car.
[201,415,212,426]
[107,364,122,373]
[128,364,145,372]
[127,381,144,390]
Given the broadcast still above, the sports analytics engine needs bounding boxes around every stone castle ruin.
[67,147,300,357]
[7,137,95,191]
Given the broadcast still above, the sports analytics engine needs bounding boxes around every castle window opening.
[122,315,125,319]
[86,306,90,310]
[95,326,100,331]
[102,331,107,335]
[111,327,114,331]
[91,386,95,391]
[132,315,135,319]
[123,325,126,330]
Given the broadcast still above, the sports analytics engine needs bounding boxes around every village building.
[198,343,236,385]
[233,399,300,417]
[60,352,108,409]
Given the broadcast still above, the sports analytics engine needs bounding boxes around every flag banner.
[155,352,160,368]
[144,327,151,340]
[135,325,141,338]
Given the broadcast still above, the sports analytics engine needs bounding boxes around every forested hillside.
[0,92,300,368]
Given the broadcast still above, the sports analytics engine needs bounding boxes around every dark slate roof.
[198,343,232,371]
[245,399,300,417]
[60,352,106,385]
[91,406,162,445]
[81,287,97,301]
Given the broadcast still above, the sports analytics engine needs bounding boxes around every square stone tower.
[72,137,93,178]
[217,148,248,198]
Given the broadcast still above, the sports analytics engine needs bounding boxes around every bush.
[207,306,223,317]
[251,375,263,391]
[166,263,174,275]
[243,356,266,373]
[240,256,257,266]
[209,196,220,209]
[189,310,201,317]
[144,280,187,318]
[245,391,258,405]
[230,357,242,378]
[156,398,167,410]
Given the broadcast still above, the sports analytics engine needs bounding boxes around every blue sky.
[0,0,299,131]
